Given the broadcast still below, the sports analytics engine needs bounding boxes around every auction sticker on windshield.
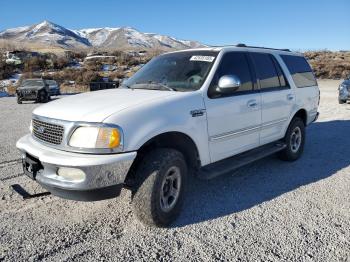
[190,56,215,62]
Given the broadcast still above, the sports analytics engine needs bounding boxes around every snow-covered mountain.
[0,21,205,50]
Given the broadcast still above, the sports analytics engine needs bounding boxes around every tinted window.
[251,53,280,90]
[271,56,288,87]
[281,55,317,88]
[22,80,45,86]
[209,52,253,97]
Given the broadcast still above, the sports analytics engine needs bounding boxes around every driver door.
[204,51,262,163]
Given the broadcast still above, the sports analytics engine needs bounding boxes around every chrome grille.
[32,119,64,145]
[21,89,36,96]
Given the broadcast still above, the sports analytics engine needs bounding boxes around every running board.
[10,184,51,200]
[198,142,286,180]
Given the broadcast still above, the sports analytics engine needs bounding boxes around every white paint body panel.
[33,88,177,122]
[103,90,211,165]
[27,46,319,168]
[204,93,261,162]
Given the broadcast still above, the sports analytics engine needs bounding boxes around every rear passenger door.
[205,51,261,163]
[250,52,294,145]
[280,55,319,124]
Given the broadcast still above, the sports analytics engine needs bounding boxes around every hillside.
[304,51,350,79]
[0,21,204,50]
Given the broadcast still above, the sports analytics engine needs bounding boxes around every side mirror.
[217,75,241,94]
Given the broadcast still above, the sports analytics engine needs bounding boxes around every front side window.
[123,51,218,91]
[209,52,253,97]
[280,55,317,88]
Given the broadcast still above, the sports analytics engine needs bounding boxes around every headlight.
[339,84,347,91]
[69,125,123,151]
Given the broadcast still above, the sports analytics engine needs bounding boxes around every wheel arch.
[125,131,201,185]
[292,108,307,126]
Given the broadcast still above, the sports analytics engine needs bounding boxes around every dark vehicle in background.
[89,80,118,91]
[338,76,350,104]
[46,80,60,96]
[16,79,51,104]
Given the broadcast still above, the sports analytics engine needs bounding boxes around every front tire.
[338,98,346,104]
[132,148,187,227]
[37,91,50,103]
[16,96,22,104]
[278,117,305,161]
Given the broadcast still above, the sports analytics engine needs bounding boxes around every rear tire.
[132,148,187,227]
[278,117,305,161]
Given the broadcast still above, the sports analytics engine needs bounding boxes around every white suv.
[16,45,320,226]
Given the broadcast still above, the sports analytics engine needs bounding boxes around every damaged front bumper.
[16,134,137,201]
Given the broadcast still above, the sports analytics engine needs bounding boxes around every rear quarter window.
[280,55,317,88]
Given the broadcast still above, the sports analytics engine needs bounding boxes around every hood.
[33,88,178,122]
[342,80,350,86]
[18,85,44,91]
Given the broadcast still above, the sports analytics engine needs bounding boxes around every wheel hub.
[160,166,181,212]
[290,126,302,153]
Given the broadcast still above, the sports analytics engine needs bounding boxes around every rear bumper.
[312,112,319,123]
[16,134,137,201]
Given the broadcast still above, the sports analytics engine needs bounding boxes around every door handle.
[287,94,294,101]
[247,99,258,108]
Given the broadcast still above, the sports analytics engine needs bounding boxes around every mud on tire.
[132,148,187,227]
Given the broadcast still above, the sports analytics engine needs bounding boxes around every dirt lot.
[0,80,349,261]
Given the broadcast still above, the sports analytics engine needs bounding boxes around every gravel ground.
[0,80,349,261]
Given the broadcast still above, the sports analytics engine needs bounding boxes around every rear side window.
[280,55,317,88]
[251,53,284,90]
[271,55,288,87]
[209,52,253,97]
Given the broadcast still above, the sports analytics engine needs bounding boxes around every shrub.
[305,51,350,79]
[0,59,16,80]
[53,56,70,69]
[23,56,48,72]
[48,68,102,85]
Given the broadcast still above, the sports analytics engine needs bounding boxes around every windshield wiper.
[121,84,132,89]
[151,82,176,91]
[133,81,177,91]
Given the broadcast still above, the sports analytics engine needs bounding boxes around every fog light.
[57,167,86,182]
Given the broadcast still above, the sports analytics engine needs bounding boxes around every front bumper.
[17,92,38,101]
[339,87,350,100]
[16,134,137,201]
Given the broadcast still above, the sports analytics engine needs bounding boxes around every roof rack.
[235,43,291,52]
[210,43,291,52]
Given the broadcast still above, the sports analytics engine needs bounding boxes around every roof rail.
[235,43,291,52]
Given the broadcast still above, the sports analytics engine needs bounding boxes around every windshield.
[22,79,44,86]
[46,80,57,85]
[123,51,218,91]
